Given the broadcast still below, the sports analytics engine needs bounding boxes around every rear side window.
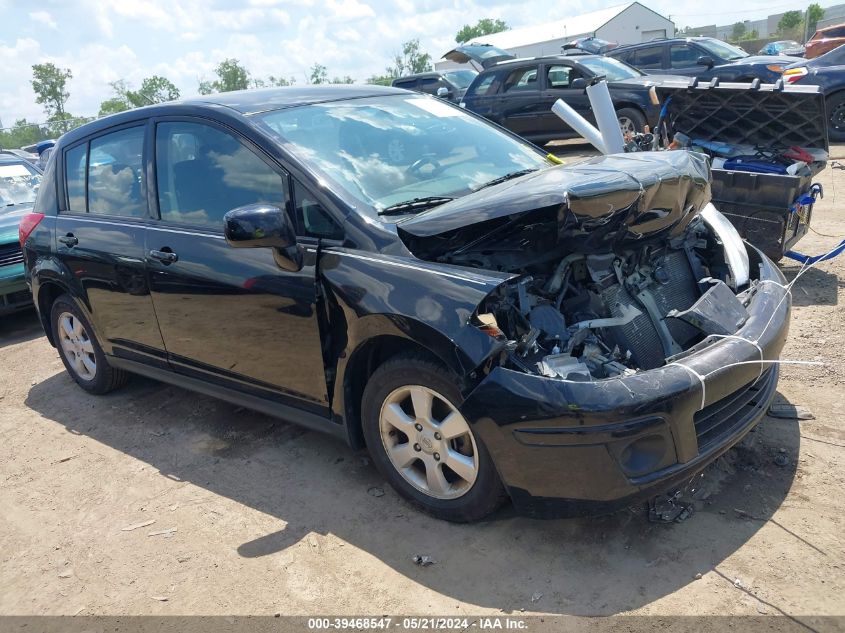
[825,26,845,37]
[87,126,146,217]
[64,144,87,212]
[670,44,701,68]
[155,121,286,229]
[467,73,496,96]
[418,77,445,95]
[503,66,539,92]
[630,46,664,69]
[393,79,417,90]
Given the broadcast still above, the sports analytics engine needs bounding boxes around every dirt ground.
[1,143,844,622]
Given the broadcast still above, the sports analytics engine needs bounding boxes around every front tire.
[361,355,506,522]
[51,294,128,394]
[617,107,646,137]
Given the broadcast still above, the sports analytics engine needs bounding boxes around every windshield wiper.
[378,196,454,216]
[474,169,538,191]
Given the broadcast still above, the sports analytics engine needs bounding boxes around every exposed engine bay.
[473,216,753,380]
[397,152,757,381]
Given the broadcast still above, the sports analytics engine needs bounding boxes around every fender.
[318,247,515,432]
[29,254,99,348]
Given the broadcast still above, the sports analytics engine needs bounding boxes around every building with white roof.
[436,2,674,69]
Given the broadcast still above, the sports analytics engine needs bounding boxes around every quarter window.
[292,179,343,240]
[87,126,146,217]
[155,121,286,229]
[64,143,87,212]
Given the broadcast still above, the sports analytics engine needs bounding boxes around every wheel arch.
[36,279,70,347]
[338,320,473,450]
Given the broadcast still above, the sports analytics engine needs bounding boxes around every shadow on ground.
[25,371,803,615]
[0,308,43,348]
[780,264,843,307]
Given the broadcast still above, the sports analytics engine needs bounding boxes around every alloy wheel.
[831,102,845,134]
[378,385,479,500]
[58,312,97,381]
[618,116,636,137]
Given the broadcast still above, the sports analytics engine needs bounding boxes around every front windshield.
[0,162,41,210]
[255,95,549,213]
[443,70,477,89]
[699,38,748,61]
[578,56,642,80]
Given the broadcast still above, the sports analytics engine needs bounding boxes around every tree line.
[1,19,509,151]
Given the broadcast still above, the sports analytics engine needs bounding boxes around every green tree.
[455,18,508,44]
[126,75,180,106]
[331,75,354,84]
[31,63,72,132]
[731,22,747,41]
[778,10,803,33]
[98,97,130,117]
[309,63,328,84]
[366,74,393,86]
[806,3,825,35]
[198,58,251,94]
[385,39,432,79]
[0,119,49,150]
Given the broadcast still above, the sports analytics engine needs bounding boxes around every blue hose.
[784,238,845,264]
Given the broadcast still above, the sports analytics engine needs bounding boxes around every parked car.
[460,53,677,142]
[1,148,39,168]
[0,155,41,314]
[805,23,845,59]
[758,40,805,57]
[783,44,845,141]
[22,86,790,521]
[391,69,478,103]
[608,37,801,82]
[562,36,618,55]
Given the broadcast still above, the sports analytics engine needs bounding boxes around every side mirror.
[436,86,453,98]
[223,203,302,271]
[570,77,588,90]
[697,55,715,69]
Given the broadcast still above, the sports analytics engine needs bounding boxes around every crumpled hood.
[398,151,711,261]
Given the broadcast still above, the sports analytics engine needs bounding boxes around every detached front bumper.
[461,249,790,518]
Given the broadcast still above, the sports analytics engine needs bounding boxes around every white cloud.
[326,0,375,20]
[28,10,58,30]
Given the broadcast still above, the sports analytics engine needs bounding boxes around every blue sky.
[0,0,836,126]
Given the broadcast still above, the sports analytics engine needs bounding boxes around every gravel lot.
[1,143,843,622]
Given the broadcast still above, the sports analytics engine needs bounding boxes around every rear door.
[145,117,332,415]
[56,122,167,367]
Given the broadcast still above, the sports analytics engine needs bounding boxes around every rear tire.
[361,355,507,522]
[50,294,128,395]
[826,92,845,142]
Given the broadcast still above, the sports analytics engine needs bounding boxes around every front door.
[55,123,167,367]
[145,118,330,415]
[496,64,545,138]
[539,62,594,136]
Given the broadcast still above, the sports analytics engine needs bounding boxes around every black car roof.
[393,72,443,81]
[58,85,409,147]
[611,37,711,52]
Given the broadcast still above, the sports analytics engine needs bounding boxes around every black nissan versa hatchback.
[22,85,791,521]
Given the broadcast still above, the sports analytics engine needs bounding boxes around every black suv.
[608,37,801,83]
[391,70,477,103]
[460,53,674,142]
[22,86,790,521]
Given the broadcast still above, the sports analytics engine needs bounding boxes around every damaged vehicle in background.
[23,86,790,521]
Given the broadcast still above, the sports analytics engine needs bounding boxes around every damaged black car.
[22,86,790,522]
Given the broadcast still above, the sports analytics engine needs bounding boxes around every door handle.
[58,234,78,247]
[149,249,178,264]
